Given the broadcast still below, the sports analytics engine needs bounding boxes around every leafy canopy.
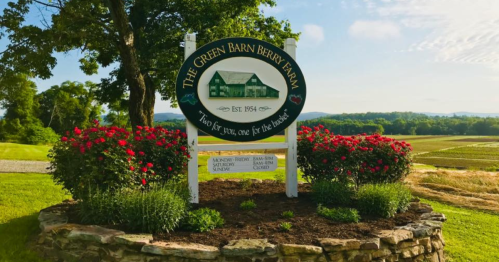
[0,0,299,108]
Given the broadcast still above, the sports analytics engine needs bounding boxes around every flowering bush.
[49,120,190,198]
[297,125,412,188]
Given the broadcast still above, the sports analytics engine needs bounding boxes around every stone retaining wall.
[33,202,446,262]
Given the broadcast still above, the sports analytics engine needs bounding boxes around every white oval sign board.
[208,155,278,174]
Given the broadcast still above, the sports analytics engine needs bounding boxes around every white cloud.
[370,0,499,68]
[301,24,325,44]
[348,20,401,40]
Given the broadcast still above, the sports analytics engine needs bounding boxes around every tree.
[0,0,298,127]
[0,74,39,139]
[35,81,102,134]
[104,98,129,127]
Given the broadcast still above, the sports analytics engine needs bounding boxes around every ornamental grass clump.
[317,205,360,223]
[49,121,190,199]
[297,125,413,188]
[311,180,354,206]
[356,183,412,218]
[79,182,191,233]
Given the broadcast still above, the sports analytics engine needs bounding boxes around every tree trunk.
[143,74,155,126]
[107,0,148,128]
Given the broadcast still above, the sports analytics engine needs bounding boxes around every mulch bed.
[59,181,422,247]
[155,181,421,247]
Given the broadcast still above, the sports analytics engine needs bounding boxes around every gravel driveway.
[0,160,50,173]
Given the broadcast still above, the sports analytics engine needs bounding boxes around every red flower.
[118,140,127,146]
[146,163,153,168]
[142,178,146,185]
[377,159,383,164]
[334,167,339,172]
[126,148,135,156]
[98,156,104,161]
[384,165,389,172]
[180,146,187,151]
[347,170,352,175]
[341,156,347,161]
[139,151,145,156]
[99,137,105,143]
[141,167,148,173]
[129,166,135,171]
[322,159,328,164]
[79,147,85,154]
[61,137,68,142]
[168,166,172,171]
[74,127,82,135]
[394,157,399,163]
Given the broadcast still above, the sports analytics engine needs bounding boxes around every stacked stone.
[34,202,446,262]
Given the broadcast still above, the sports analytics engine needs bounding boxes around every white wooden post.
[184,34,199,203]
[284,38,298,198]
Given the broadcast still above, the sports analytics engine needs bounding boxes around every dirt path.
[0,160,50,173]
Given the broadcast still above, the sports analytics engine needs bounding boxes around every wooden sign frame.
[182,34,299,203]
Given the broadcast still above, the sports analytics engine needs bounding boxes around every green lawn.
[0,143,51,161]
[421,199,499,262]
[0,173,70,262]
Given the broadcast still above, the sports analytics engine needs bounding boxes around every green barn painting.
[209,71,279,98]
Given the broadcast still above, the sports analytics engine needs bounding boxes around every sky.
[1,0,499,115]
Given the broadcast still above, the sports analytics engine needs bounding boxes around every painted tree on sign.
[0,0,298,128]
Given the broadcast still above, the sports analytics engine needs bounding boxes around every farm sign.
[208,155,278,174]
[176,37,307,142]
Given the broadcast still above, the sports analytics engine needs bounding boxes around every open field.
[0,143,52,161]
[407,169,499,213]
[415,142,499,170]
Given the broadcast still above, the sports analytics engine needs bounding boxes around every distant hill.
[297,112,331,121]
[421,112,499,118]
[154,113,185,122]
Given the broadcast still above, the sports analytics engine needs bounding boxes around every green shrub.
[240,199,257,210]
[23,124,59,144]
[78,188,123,225]
[297,125,413,187]
[281,211,294,219]
[317,205,360,223]
[311,180,354,205]
[182,208,224,232]
[395,184,412,212]
[79,182,190,233]
[279,222,292,232]
[356,183,412,218]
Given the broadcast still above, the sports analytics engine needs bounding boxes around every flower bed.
[32,180,447,262]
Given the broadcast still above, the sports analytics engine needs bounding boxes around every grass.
[0,143,51,161]
[421,171,499,194]
[0,173,70,262]
[420,199,499,262]
[415,143,499,170]
[406,169,499,213]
